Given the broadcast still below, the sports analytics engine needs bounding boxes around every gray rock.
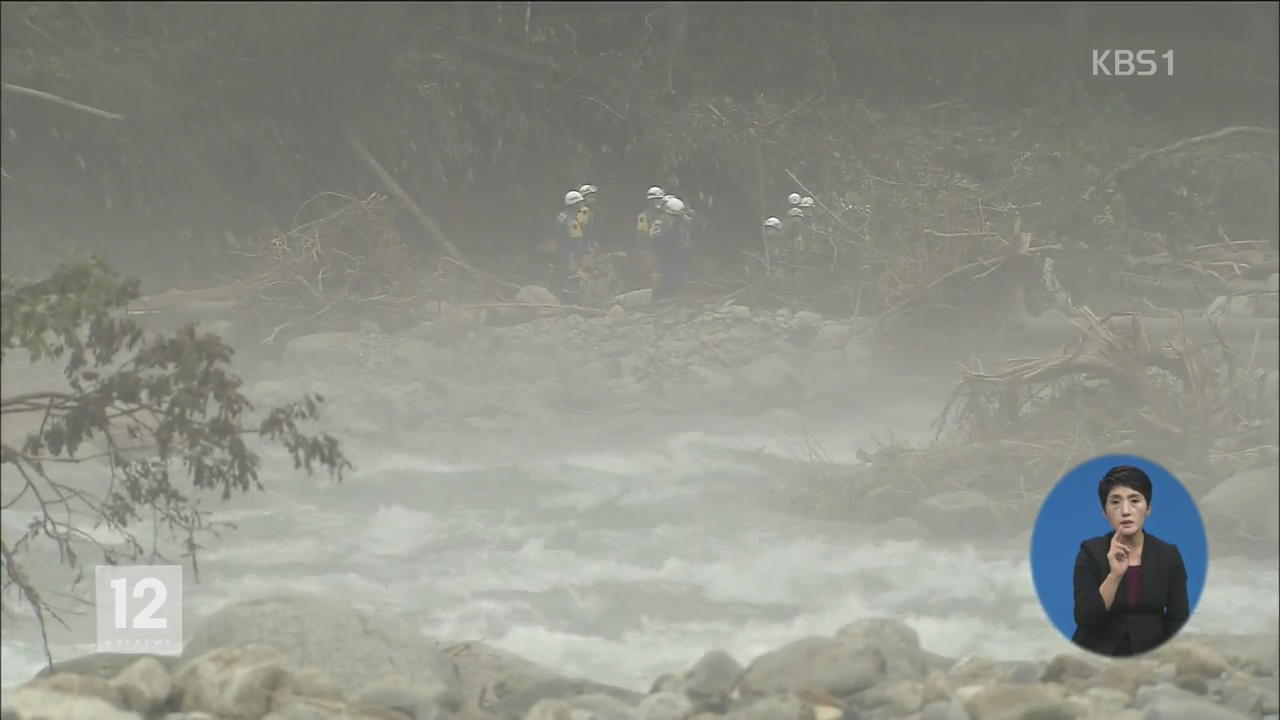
[1004,661,1045,685]
[489,678,642,720]
[635,692,693,720]
[814,324,853,350]
[961,683,1069,720]
[738,635,885,697]
[109,656,174,716]
[175,644,290,720]
[1135,684,1205,708]
[922,699,971,720]
[724,694,812,720]
[836,618,928,679]
[1223,683,1266,716]
[443,641,563,714]
[1042,654,1102,684]
[1141,698,1253,719]
[793,311,823,326]
[179,593,459,700]
[682,650,742,712]
[1,685,144,720]
[564,693,638,719]
[1079,687,1133,714]
[353,683,458,719]
[517,285,560,307]
[852,680,924,715]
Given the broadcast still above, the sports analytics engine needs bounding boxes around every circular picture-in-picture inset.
[1030,454,1208,658]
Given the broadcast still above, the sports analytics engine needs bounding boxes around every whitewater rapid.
[3,420,1277,691]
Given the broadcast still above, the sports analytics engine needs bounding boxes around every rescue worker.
[555,190,586,301]
[634,186,666,289]
[762,216,784,270]
[787,192,802,210]
[784,206,807,251]
[650,195,692,301]
[578,184,599,253]
[799,195,816,216]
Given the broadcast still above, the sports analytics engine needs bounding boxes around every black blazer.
[1071,531,1190,656]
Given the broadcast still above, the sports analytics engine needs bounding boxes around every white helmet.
[763,217,782,230]
[646,186,665,200]
[787,207,804,218]
[788,192,802,205]
[580,184,598,196]
[662,196,686,215]
[800,196,815,209]
[564,190,584,206]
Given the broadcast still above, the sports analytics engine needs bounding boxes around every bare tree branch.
[1,82,125,121]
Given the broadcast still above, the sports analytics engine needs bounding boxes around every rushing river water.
[3,396,1277,691]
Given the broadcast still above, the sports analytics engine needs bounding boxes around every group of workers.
[553,183,695,303]
[763,192,817,253]
[550,183,819,303]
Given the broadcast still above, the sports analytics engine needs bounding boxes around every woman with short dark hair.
[1071,465,1191,656]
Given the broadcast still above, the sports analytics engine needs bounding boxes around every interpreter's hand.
[1107,534,1131,577]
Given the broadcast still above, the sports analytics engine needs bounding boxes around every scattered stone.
[962,683,1069,720]
[682,650,743,712]
[110,656,174,716]
[174,643,291,719]
[738,635,884,698]
[724,693,812,720]
[1043,654,1101,684]
[1097,661,1158,698]
[850,679,924,715]
[636,692,694,720]
[444,641,564,713]
[921,698,971,720]
[1,685,144,720]
[1141,698,1254,719]
[836,618,928,679]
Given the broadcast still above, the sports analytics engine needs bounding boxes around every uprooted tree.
[0,255,352,671]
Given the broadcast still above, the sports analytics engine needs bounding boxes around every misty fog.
[2,4,1278,720]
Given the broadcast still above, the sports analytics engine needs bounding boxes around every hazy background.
[2,0,1278,696]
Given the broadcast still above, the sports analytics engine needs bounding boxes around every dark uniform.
[783,210,806,251]
[554,207,585,300]
[649,212,691,301]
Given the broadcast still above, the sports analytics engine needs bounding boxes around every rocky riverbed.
[4,592,1278,720]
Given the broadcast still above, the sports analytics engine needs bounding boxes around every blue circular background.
[1030,454,1209,645]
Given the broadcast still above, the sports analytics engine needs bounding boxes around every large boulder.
[836,618,928,680]
[0,684,144,720]
[442,641,563,713]
[179,593,459,700]
[737,635,885,698]
[174,643,291,719]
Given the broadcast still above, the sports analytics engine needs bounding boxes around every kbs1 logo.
[95,565,183,655]
[1092,49,1174,77]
